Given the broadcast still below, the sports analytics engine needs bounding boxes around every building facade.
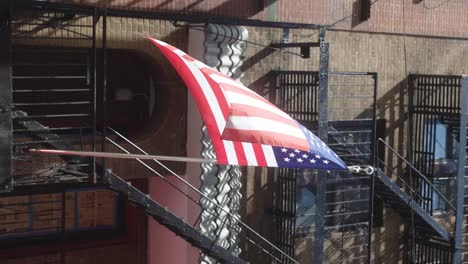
[1,0,468,263]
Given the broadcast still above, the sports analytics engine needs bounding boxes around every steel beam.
[0,2,13,193]
[454,76,468,263]
[314,27,329,264]
[102,170,248,264]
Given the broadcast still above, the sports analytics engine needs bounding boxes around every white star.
[323,160,329,164]
[315,155,321,159]
[284,157,290,162]
[297,158,303,163]
[281,148,287,153]
[289,153,296,158]
[310,159,316,163]
[294,149,300,153]
[302,154,309,158]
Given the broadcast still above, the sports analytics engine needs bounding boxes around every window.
[0,187,123,242]
[423,118,458,211]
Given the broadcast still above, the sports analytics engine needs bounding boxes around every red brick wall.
[57,0,468,38]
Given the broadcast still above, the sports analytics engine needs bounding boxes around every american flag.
[148,38,347,170]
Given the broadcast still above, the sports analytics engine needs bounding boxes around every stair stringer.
[375,169,452,242]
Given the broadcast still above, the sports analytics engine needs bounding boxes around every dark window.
[0,187,123,243]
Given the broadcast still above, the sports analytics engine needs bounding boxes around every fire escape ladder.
[101,170,247,264]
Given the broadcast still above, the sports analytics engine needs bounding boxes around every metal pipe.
[29,149,217,164]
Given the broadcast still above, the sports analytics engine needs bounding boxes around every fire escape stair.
[101,170,247,264]
[12,115,247,264]
[374,169,452,242]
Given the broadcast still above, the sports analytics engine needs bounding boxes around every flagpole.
[29,149,218,164]
[30,148,375,175]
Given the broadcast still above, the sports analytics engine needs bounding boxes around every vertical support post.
[0,1,13,192]
[315,27,328,264]
[91,9,98,183]
[367,72,378,264]
[101,11,107,177]
[454,76,468,264]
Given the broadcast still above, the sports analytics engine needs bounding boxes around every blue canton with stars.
[272,146,346,170]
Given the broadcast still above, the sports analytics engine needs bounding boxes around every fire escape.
[1,2,468,264]
[268,72,467,263]
[0,3,250,264]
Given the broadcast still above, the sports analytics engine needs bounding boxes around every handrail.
[104,127,298,264]
[377,138,456,211]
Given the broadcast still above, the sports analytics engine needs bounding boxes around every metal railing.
[377,138,455,233]
[100,127,298,264]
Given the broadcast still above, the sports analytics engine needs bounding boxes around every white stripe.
[192,60,213,71]
[210,74,265,100]
[241,143,258,166]
[261,145,278,167]
[179,56,226,133]
[210,74,247,90]
[225,92,293,120]
[223,140,238,164]
[226,116,306,140]
[173,48,188,57]
[152,38,168,46]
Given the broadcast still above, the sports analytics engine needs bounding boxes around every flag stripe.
[222,128,310,152]
[225,116,306,140]
[229,103,300,128]
[252,144,267,166]
[210,74,266,100]
[242,143,258,166]
[223,140,238,164]
[232,141,247,165]
[224,91,293,120]
[261,145,278,167]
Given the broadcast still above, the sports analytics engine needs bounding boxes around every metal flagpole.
[29,149,217,164]
[30,148,375,174]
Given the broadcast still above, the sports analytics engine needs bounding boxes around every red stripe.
[222,128,310,152]
[252,144,267,166]
[229,104,298,128]
[148,38,229,164]
[232,141,247,165]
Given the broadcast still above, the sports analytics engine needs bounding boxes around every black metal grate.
[269,71,378,264]
[10,4,99,187]
[272,71,320,125]
[408,74,461,215]
[272,168,297,263]
[413,236,453,264]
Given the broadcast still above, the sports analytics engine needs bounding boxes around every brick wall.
[57,0,468,38]
[7,4,468,262]
[237,27,468,263]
